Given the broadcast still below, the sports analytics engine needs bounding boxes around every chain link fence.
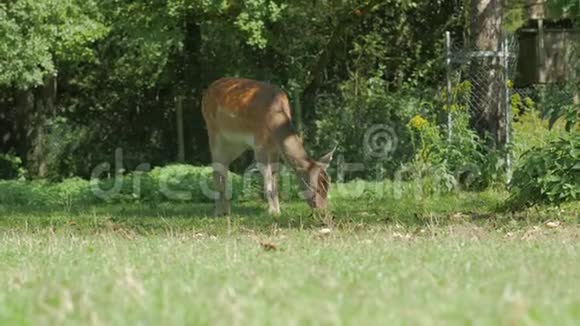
[444,30,578,181]
[444,32,517,179]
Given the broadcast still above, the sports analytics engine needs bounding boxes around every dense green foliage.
[1,0,466,179]
[0,2,579,323]
[0,0,578,210]
[548,0,580,18]
[509,133,580,208]
[0,165,303,207]
[0,0,107,88]
[0,153,24,179]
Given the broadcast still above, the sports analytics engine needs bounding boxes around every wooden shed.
[515,1,579,86]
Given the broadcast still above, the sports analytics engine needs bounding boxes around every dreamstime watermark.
[88,124,494,203]
[363,124,399,160]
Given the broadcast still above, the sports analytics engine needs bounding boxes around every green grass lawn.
[0,191,579,325]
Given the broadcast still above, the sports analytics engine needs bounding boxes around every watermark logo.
[363,124,398,159]
[87,125,492,203]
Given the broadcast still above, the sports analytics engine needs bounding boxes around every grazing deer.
[201,77,336,216]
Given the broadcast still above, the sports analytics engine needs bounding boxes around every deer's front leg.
[256,152,281,216]
[270,164,281,214]
[264,166,281,215]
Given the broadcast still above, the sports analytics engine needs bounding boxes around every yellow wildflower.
[408,115,428,130]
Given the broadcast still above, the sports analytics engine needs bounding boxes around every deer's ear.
[318,143,338,169]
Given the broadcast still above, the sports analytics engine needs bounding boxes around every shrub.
[0,177,97,207]
[404,111,503,192]
[309,77,434,179]
[512,108,568,160]
[0,153,26,180]
[403,81,505,192]
[536,83,579,131]
[310,77,505,191]
[93,165,260,203]
[0,164,303,207]
[508,133,580,209]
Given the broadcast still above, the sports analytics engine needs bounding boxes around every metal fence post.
[446,31,453,141]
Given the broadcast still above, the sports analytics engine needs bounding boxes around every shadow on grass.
[0,190,517,234]
[8,189,573,234]
[0,200,315,232]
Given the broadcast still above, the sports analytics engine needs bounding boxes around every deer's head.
[300,146,337,209]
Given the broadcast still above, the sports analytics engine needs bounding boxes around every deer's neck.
[275,127,313,172]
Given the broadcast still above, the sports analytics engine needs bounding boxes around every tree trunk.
[14,74,57,178]
[469,0,506,148]
[179,14,206,163]
[175,96,185,163]
[13,88,33,162]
